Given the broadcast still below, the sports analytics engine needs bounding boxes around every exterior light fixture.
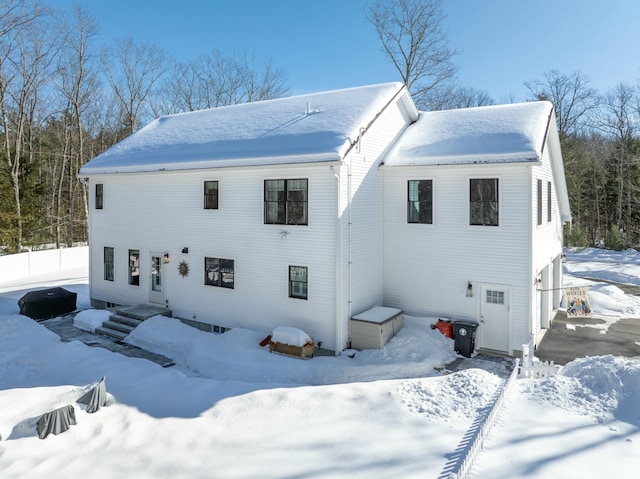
[466,282,473,297]
[163,253,170,263]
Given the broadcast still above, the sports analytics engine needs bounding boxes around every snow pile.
[124,314,457,384]
[522,356,640,424]
[270,326,312,346]
[564,247,640,285]
[1,249,640,478]
[74,309,110,332]
[397,369,503,422]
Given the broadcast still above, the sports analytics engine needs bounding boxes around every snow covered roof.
[80,82,408,175]
[385,101,555,166]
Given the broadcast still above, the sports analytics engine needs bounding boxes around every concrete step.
[109,314,144,328]
[115,305,172,321]
[101,320,135,334]
[95,326,128,341]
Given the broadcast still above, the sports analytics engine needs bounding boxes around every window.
[289,266,308,300]
[205,257,234,289]
[486,290,505,304]
[95,184,103,210]
[547,181,552,223]
[204,181,219,209]
[407,180,433,224]
[104,247,114,281]
[128,249,140,286]
[264,179,308,225]
[537,179,543,226]
[470,178,498,226]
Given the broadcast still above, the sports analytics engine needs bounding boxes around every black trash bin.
[452,321,478,357]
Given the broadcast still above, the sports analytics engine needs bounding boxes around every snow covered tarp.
[36,404,76,439]
[18,287,77,320]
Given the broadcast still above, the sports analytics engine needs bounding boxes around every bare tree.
[154,50,288,116]
[423,83,494,111]
[56,5,100,246]
[0,0,56,252]
[238,53,289,103]
[525,70,599,139]
[366,0,457,106]
[101,37,168,135]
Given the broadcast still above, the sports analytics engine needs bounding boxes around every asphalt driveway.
[535,309,640,365]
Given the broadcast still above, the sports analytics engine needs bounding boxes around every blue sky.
[48,0,640,102]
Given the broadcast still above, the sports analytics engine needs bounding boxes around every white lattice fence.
[451,358,520,479]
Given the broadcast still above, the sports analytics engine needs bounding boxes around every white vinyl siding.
[88,164,337,349]
[383,164,531,353]
[341,97,413,323]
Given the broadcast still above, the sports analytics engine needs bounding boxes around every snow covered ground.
[0,248,639,478]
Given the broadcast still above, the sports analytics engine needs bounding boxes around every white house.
[79,82,571,356]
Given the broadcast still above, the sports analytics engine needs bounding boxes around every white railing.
[519,336,560,379]
[450,358,520,479]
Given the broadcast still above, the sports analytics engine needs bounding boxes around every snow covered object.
[269,326,314,359]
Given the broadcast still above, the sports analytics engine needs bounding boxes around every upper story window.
[104,246,114,282]
[407,179,433,224]
[264,179,308,225]
[470,178,499,226]
[204,181,219,209]
[95,184,103,210]
[537,179,543,226]
[205,257,235,289]
[128,249,140,286]
[547,181,552,223]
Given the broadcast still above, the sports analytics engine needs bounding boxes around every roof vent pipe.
[306,101,310,115]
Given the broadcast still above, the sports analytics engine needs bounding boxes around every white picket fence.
[450,357,520,479]
[519,337,560,379]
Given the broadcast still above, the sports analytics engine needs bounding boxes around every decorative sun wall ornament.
[178,260,190,278]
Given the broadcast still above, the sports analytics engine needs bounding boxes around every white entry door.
[478,284,510,353]
[149,252,165,305]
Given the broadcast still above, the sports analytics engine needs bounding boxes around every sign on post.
[563,286,591,318]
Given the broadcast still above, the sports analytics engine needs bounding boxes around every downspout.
[347,162,353,337]
[331,164,342,355]
[78,175,92,306]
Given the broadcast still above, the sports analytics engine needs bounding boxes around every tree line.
[0,1,288,254]
[1,0,638,254]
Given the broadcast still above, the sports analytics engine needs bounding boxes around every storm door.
[149,252,165,304]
